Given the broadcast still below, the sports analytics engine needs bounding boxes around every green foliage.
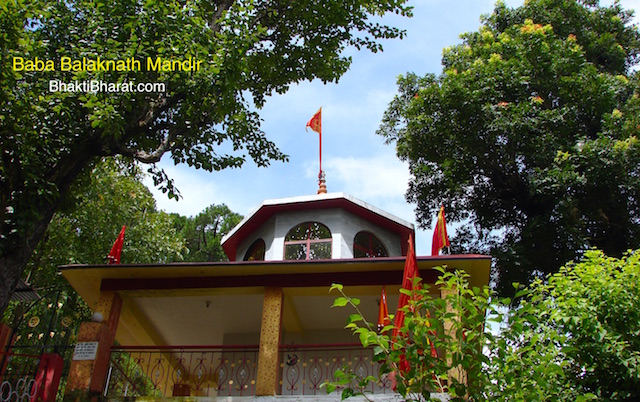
[378,0,640,297]
[486,249,640,400]
[27,158,185,278]
[328,250,640,400]
[173,204,242,262]
[325,283,394,401]
[0,0,412,315]
[2,158,246,399]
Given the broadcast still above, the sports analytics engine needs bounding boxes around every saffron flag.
[305,107,322,135]
[431,206,450,255]
[393,234,420,339]
[390,235,421,388]
[107,225,126,264]
[377,286,390,331]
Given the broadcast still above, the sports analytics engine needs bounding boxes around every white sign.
[73,342,99,361]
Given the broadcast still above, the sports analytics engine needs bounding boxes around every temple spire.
[318,170,327,194]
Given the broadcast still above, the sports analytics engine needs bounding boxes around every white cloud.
[312,155,410,200]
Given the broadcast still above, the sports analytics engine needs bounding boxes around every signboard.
[72,342,99,361]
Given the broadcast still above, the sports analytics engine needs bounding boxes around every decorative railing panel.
[106,345,259,398]
[107,344,392,398]
[279,343,392,396]
[0,351,40,402]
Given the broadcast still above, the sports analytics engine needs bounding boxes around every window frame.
[284,221,332,260]
[353,230,388,258]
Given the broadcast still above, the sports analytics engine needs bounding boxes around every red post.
[0,323,17,382]
[33,353,64,402]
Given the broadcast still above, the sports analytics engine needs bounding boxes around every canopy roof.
[60,255,491,346]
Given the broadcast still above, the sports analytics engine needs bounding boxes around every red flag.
[393,234,420,338]
[107,226,126,264]
[305,107,322,135]
[431,206,450,255]
[377,286,390,331]
[390,235,420,389]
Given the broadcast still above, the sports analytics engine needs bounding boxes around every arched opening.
[243,238,266,261]
[353,231,388,258]
[284,222,332,260]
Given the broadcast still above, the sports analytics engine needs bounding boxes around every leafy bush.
[327,249,640,401]
[326,267,492,401]
[486,249,640,400]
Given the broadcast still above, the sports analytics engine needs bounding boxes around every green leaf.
[347,314,363,324]
[330,283,344,292]
[359,331,370,347]
[332,297,349,308]
[323,382,336,394]
[341,388,355,400]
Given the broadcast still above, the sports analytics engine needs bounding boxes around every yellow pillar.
[255,287,284,396]
[65,291,122,400]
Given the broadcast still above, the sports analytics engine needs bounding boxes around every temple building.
[60,191,491,399]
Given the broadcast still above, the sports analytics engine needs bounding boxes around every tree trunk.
[0,149,97,316]
[0,217,53,315]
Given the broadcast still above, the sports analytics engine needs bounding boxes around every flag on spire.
[432,206,450,255]
[305,107,322,135]
[107,226,126,264]
[377,286,390,332]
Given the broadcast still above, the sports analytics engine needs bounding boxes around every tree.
[173,204,242,262]
[26,158,185,278]
[378,0,640,296]
[7,157,185,311]
[0,0,412,315]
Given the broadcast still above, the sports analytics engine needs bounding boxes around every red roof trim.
[59,254,491,271]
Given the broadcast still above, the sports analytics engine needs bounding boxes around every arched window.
[284,222,332,260]
[243,239,266,261]
[353,231,388,258]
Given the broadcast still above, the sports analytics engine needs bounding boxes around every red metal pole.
[319,130,322,176]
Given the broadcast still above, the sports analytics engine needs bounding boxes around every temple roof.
[221,192,415,261]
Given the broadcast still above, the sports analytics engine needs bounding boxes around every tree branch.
[115,127,182,164]
[136,94,170,128]
[211,0,235,32]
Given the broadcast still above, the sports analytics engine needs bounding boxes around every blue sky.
[146,0,640,256]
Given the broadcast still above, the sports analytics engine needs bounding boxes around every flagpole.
[319,130,322,177]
